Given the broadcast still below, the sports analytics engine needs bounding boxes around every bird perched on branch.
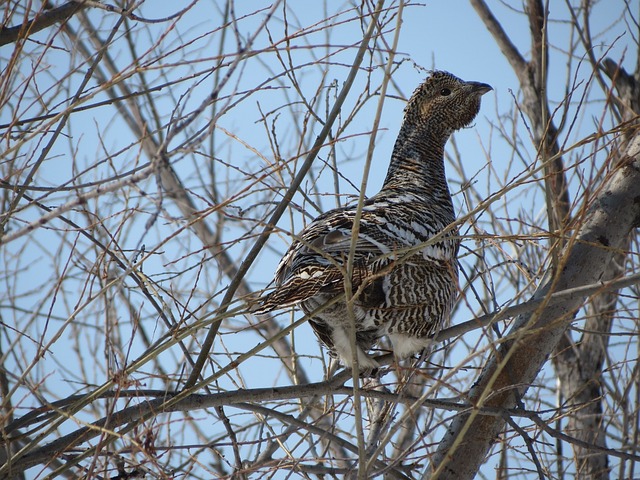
[254,71,491,374]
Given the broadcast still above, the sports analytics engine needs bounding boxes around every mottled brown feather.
[254,71,491,372]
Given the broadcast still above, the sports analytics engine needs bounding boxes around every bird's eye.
[440,88,451,96]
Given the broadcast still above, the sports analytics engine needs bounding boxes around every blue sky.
[1,1,638,478]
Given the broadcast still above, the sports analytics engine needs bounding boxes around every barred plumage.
[255,71,491,372]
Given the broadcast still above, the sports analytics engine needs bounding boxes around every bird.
[254,71,492,374]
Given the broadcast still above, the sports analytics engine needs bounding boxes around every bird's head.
[403,70,492,135]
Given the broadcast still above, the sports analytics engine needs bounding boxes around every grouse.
[254,71,491,373]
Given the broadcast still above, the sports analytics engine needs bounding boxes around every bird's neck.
[380,122,451,199]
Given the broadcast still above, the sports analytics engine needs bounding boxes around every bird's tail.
[248,289,296,316]
[248,294,274,316]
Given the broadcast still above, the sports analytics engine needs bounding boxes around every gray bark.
[553,256,622,480]
[466,3,640,478]
[428,132,640,479]
[550,58,640,480]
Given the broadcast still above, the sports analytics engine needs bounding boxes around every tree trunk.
[428,132,640,479]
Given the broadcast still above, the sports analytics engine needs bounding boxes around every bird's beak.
[468,81,493,95]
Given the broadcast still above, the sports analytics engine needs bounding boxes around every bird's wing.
[256,205,396,312]
[276,207,392,286]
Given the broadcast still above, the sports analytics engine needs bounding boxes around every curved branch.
[0,2,85,47]
[469,0,528,76]
[472,0,571,237]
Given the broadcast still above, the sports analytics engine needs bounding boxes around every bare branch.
[469,0,528,75]
[0,2,84,47]
[430,131,640,479]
